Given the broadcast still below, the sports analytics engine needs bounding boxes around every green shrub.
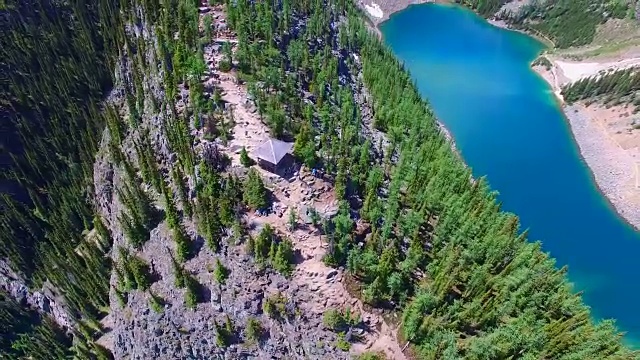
[185,289,197,309]
[118,247,152,291]
[287,207,297,230]
[219,60,232,72]
[253,225,275,260]
[245,317,264,344]
[262,292,289,319]
[323,308,343,331]
[272,238,294,276]
[356,351,387,360]
[173,226,192,262]
[114,288,127,308]
[214,321,230,347]
[323,307,360,331]
[335,332,350,351]
[251,225,296,275]
[203,14,213,43]
[129,255,151,291]
[184,274,200,309]
[213,258,229,284]
[309,207,321,227]
[149,292,164,313]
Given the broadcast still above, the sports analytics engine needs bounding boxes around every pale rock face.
[0,260,74,329]
[364,3,384,18]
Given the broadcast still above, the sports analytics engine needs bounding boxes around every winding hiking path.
[200,2,408,358]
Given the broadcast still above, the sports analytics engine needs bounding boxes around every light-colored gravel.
[564,104,640,230]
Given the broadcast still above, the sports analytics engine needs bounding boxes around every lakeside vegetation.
[461,0,638,50]
[498,0,636,49]
[1,0,638,358]
[457,0,510,17]
[562,66,640,112]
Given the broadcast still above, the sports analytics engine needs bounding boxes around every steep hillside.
[1,0,124,357]
[91,1,404,357]
[2,0,639,359]
[497,0,639,49]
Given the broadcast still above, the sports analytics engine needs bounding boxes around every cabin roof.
[252,138,293,165]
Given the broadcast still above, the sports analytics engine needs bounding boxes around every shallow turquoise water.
[381,3,640,345]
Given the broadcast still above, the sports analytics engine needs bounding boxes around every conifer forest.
[493,0,636,48]
[1,0,638,359]
[562,67,640,113]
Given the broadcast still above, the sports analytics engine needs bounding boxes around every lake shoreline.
[359,0,464,160]
[486,16,640,232]
[532,64,640,231]
[360,0,640,232]
[561,103,640,231]
[370,1,640,344]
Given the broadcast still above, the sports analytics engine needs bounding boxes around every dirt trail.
[245,173,408,359]
[200,2,408,359]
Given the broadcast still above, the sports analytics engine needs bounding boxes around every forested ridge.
[0,0,127,357]
[1,0,638,359]
[562,66,640,115]
[457,0,638,49]
[220,0,638,357]
[498,0,637,48]
[0,291,72,359]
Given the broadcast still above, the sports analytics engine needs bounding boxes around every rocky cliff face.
[105,239,346,360]
[0,260,74,330]
[2,0,406,357]
[90,11,353,359]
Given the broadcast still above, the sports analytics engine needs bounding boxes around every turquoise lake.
[380,3,640,345]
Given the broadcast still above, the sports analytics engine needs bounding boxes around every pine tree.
[240,146,254,167]
[287,207,297,231]
[172,167,193,218]
[243,169,269,210]
[220,41,233,72]
[213,258,229,284]
[273,238,294,276]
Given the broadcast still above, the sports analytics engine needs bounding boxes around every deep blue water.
[380,3,640,346]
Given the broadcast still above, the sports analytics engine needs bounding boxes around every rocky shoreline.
[563,104,640,230]
[532,62,640,231]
